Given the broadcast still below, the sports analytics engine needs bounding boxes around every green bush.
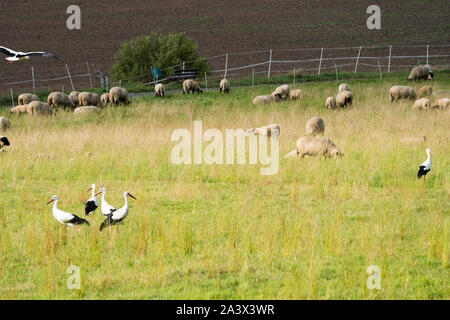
[110,32,209,83]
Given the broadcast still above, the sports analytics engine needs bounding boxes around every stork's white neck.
[426,150,431,162]
[124,193,129,207]
[91,186,96,198]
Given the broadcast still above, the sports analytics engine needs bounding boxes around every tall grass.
[0,77,448,299]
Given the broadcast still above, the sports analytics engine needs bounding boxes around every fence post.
[10,89,14,108]
[426,44,429,65]
[106,76,109,92]
[86,62,93,89]
[65,64,75,91]
[335,64,339,81]
[318,48,324,76]
[99,69,103,87]
[354,46,361,73]
[119,79,122,87]
[31,66,36,93]
[224,53,228,79]
[267,49,272,79]
[62,84,64,94]
[378,59,382,79]
[252,68,255,87]
[182,61,185,70]
[204,72,208,90]
[293,66,296,86]
[388,45,392,73]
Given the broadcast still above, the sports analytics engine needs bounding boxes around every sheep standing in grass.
[408,65,433,81]
[183,79,203,94]
[412,98,430,110]
[336,90,353,107]
[10,105,28,115]
[0,136,10,151]
[305,117,325,136]
[0,116,10,131]
[247,123,280,137]
[417,85,432,98]
[338,83,351,92]
[431,98,450,110]
[47,92,74,109]
[18,93,39,105]
[74,106,100,115]
[101,93,110,106]
[252,93,282,105]
[79,92,102,107]
[109,87,129,105]
[286,136,342,158]
[69,91,80,107]
[26,101,54,116]
[289,89,302,100]
[326,97,337,109]
[219,79,230,93]
[155,83,165,97]
[389,86,416,102]
[273,84,290,99]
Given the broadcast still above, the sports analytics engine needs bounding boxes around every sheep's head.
[327,142,343,158]
[271,93,282,101]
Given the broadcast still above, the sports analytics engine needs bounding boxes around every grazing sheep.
[78,92,102,107]
[408,65,433,81]
[289,89,302,100]
[247,123,280,137]
[74,106,100,115]
[286,136,342,158]
[0,136,10,151]
[274,84,290,99]
[417,85,432,98]
[183,79,203,94]
[252,93,282,105]
[326,97,337,109]
[389,86,416,102]
[10,105,28,115]
[155,83,165,97]
[47,92,74,109]
[219,79,230,93]
[431,98,450,110]
[338,83,351,92]
[26,101,54,116]
[18,93,39,105]
[305,116,325,136]
[69,91,80,107]
[412,98,430,110]
[109,87,129,105]
[336,90,353,107]
[101,93,110,106]
[0,116,10,131]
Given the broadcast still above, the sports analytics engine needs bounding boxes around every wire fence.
[1,44,449,99]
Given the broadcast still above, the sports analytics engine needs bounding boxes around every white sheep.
[0,136,10,151]
[219,79,230,93]
[10,105,28,115]
[78,92,102,107]
[26,101,54,116]
[183,79,203,94]
[336,90,353,107]
[47,92,74,109]
[408,65,433,81]
[389,86,416,102]
[285,136,342,158]
[101,93,110,106]
[338,83,351,92]
[326,97,337,109]
[431,98,450,110]
[273,84,290,99]
[155,83,165,97]
[305,116,325,136]
[252,93,282,105]
[109,87,129,105]
[247,123,280,137]
[69,91,80,107]
[289,89,302,100]
[74,106,100,115]
[412,98,430,110]
[417,86,432,98]
[18,93,39,105]
[0,116,10,131]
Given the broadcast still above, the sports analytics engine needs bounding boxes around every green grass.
[0,75,448,299]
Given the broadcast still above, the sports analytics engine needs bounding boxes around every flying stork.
[0,45,57,64]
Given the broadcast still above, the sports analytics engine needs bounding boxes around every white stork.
[417,148,432,180]
[0,136,10,150]
[95,187,117,217]
[0,45,57,64]
[99,192,136,233]
[85,184,99,216]
[46,195,89,232]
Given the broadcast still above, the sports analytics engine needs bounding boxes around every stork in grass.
[417,148,432,180]
[0,46,57,64]
[95,187,117,217]
[85,184,99,216]
[0,136,10,151]
[46,195,90,232]
[99,192,136,233]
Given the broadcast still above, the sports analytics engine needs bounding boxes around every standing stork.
[417,148,432,180]
[46,195,89,232]
[99,192,136,233]
[85,184,99,216]
[95,187,117,217]
[0,46,57,64]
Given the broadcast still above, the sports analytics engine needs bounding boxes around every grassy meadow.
[0,75,449,299]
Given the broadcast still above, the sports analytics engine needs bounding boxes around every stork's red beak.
[94,190,102,196]
[87,187,92,192]
[46,199,54,205]
[129,194,137,200]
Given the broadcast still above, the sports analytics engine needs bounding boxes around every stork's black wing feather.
[24,52,57,59]
[417,165,429,179]
[68,214,90,226]
[85,200,98,215]
[0,136,10,146]
[99,216,124,231]
[0,46,15,57]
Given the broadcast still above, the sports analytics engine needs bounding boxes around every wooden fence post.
[65,64,75,91]
[267,49,272,79]
[31,66,36,93]
[388,45,392,72]
[224,53,228,79]
[318,48,324,76]
[354,46,362,73]
[86,62,93,89]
